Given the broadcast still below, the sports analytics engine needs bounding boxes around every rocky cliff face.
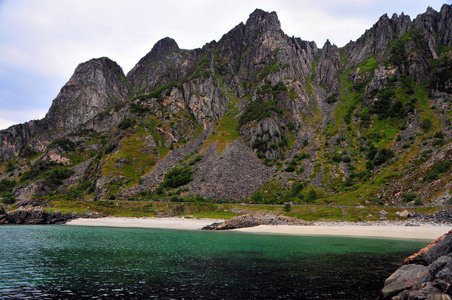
[44,57,128,132]
[1,5,451,206]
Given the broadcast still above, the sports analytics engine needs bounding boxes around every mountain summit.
[1,5,451,207]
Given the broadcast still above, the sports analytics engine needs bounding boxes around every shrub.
[332,154,342,163]
[414,198,424,206]
[1,192,16,204]
[283,203,292,212]
[290,182,306,197]
[0,179,15,193]
[420,118,432,131]
[239,99,280,127]
[6,161,15,173]
[298,153,310,160]
[424,160,452,181]
[402,193,418,203]
[342,156,352,163]
[118,118,134,130]
[162,166,193,189]
[342,177,352,187]
[130,102,150,115]
[285,161,297,172]
[104,144,116,154]
[424,169,439,181]
[43,168,75,185]
[367,145,378,161]
[188,155,203,166]
[251,191,264,203]
[19,145,39,158]
[326,93,338,104]
[306,189,318,203]
[50,138,76,152]
[373,148,395,166]
[21,161,58,182]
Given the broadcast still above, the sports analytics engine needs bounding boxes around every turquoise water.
[0,225,428,299]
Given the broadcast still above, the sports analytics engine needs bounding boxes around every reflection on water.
[0,225,428,299]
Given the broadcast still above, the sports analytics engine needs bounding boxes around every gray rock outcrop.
[380,230,452,299]
[201,212,311,230]
[0,206,80,225]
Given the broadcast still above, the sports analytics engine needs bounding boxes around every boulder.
[381,264,429,299]
[396,210,410,218]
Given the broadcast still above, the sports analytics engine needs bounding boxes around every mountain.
[1,5,451,207]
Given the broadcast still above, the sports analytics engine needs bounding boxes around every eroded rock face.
[380,230,452,299]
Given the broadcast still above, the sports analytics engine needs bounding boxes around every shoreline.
[65,217,452,240]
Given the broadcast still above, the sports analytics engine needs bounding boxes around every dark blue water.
[0,225,428,299]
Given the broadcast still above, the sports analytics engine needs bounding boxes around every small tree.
[283,203,292,212]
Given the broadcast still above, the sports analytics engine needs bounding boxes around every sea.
[0,225,428,299]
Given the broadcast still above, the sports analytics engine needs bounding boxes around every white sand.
[66,217,452,241]
[235,224,452,240]
[66,217,223,230]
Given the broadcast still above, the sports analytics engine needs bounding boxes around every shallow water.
[0,225,428,299]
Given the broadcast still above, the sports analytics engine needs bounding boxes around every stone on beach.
[201,212,311,230]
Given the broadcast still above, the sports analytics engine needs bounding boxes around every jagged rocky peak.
[127,37,198,93]
[320,39,338,59]
[43,57,128,132]
[135,37,180,64]
[414,4,452,47]
[347,4,452,68]
[245,8,282,33]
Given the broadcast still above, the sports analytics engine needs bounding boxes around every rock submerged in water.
[201,212,311,230]
[0,205,81,225]
[380,230,452,299]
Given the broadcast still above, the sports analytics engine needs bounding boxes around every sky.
[0,0,449,130]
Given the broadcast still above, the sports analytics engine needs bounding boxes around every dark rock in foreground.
[201,212,311,230]
[380,230,452,299]
[0,206,84,225]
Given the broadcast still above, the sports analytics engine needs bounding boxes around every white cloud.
[0,117,17,131]
[0,108,48,130]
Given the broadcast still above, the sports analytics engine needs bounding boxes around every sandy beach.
[66,217,223,230]
[65,217,452,241]
[235,224,452,240]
